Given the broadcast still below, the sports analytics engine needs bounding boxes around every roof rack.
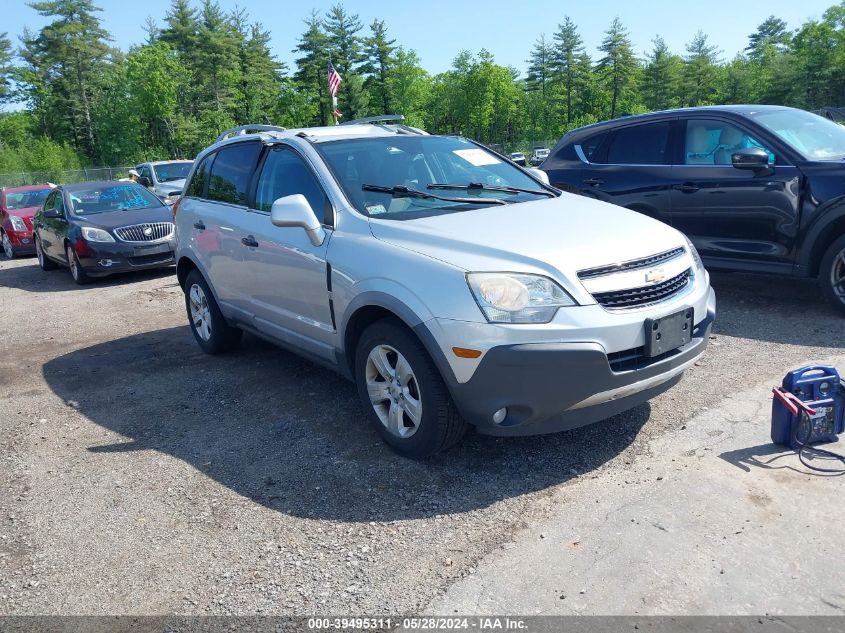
[341,115,405,126]
[215,124,287,143]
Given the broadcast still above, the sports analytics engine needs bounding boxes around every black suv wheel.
[821,235,845,315]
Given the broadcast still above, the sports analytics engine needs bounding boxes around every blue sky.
[3,0,835,75]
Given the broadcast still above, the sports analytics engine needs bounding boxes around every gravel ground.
[0,255,843,615]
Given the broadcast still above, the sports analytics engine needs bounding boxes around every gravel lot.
[0,255,843,615]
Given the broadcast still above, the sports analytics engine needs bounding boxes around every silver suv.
[174,117,715,457]
[136,160,194,201]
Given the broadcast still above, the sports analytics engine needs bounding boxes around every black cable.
[794,411,845,474]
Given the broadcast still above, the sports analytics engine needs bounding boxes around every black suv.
[541,105,845,314]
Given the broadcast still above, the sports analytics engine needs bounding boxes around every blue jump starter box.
[771,365,845,449]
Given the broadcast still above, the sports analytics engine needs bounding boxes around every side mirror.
[527,167,550,185]
[270,194,326,247]
[732,148,771,171]
[42,208,62,219]
[165,191,182,205]
[139,176,152,188]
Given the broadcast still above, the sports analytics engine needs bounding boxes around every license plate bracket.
[645,307,693,358]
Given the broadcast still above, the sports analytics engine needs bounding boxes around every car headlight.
[466,272,576,323]
[684,236,703,270]
[9,216,27,232]
[81,227,115,242]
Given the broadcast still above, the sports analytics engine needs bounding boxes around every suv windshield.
[752,109,845,160]
[153,162,193,182]
[316,136,555,218]
[5,188,51,210]
[68,184,164,215]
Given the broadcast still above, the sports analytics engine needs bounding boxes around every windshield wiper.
[361,184,507,205]
[427,182,555,198]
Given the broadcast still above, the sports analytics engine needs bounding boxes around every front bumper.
[6,229,35,254]
[427,289,715,436]
[78,239,176,273]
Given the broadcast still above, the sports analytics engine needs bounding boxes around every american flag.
[327,61,342,97]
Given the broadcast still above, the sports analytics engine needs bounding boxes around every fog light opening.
[98,259,115,267]
[492,408,508,424]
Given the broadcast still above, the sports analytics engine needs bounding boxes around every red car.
[1,184,55,259]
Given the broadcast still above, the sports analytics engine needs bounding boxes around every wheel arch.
[801,206,845,277]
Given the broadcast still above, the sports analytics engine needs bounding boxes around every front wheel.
[820,235,845,315]
[66,243,90,285]
[184,269,242,354]
[355,318,466,458]
[1,231,16,259]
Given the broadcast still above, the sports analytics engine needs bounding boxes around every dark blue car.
[541,105,845,314]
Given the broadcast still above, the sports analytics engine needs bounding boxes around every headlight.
[81,227,115,242]
[467,272,576,323]
[9,216,27,232]
[684,236,703,270]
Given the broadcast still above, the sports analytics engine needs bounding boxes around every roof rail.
[215,124,287,143]
[341,115,405,126]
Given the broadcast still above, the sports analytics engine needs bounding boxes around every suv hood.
[156,179,186,193]
[368,194,687,281]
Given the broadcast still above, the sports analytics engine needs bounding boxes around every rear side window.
[207,142,262,205]
[580,132,608,161]
[602,122,671,165]
[185,155,211,198]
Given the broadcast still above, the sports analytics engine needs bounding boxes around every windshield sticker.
[366,203,387,216]
[453,148,501,167]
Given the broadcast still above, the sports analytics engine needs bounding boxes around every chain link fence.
[0,166,134,189]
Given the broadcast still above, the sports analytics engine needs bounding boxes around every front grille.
[593,268,692,310]
[578,247,685,280]
[114,222,174,243]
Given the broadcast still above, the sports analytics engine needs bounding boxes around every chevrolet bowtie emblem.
[645,268,666,284]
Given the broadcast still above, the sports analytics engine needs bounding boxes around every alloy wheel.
[67,245,79,281]
[831,247,845,303]
[2,232,13,259]
[36,238,44,266]
[365,344,423,439]
[189,283,212,341]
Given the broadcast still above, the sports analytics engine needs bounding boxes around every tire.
[820,234,845,315]
[184,269,243,354]
[1,230,16,259]
[35,235,58,270]
[66,243,90,285]
[354,318,467,458]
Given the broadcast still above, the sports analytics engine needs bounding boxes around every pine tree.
[746,16,791,62]
[0,32,12,103]
[361,19,396,114]
[194,0,240,116]
[683,30,721,106]
[642,36,682,111]
[324,4,363,118]
[159,0,199,59]
[551,17,583,123]
[25,0,113,159]
[526,34,554,139]
[236,21,285,123]
[596,17,638,118]
[293,11,331,126]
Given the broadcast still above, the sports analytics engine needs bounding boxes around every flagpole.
[333,96,338,126]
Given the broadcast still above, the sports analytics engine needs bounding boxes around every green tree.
[526,34,554,137]
[0,32,13,103]
[746,15,792,62]
[683,30,721,106]
[234,19,285,124]
[159,0,199,59]
[293,11,331,126]
[361,19,396,114]
[388,47,430,127]
[642,36,682,111]
[193,0,240,117]
[551,17,584,124]
[596,17,639,118]
[324,4,364,119]
[24,0,113,159]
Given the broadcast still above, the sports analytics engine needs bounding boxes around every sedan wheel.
[2,232,14,259]
[66,244,89,285]
[35,236,57,270]
[365,344,423,439]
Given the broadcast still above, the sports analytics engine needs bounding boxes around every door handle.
[583,177,604,186]
[676,183,700,193]
[193,220,206,230]
[241,235,259,248]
